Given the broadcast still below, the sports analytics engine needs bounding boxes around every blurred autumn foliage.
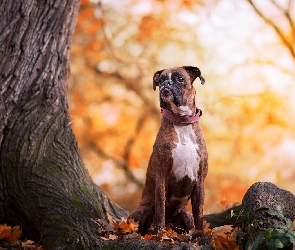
[68,0,295,213]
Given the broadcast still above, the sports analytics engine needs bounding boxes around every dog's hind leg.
[128,205,154,235]
[169,208,194,232]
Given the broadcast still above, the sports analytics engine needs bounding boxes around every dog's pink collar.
[161,108,202,124]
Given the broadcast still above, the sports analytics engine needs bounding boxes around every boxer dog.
[129,66,208,235]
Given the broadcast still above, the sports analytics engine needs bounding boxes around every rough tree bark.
[242,182,295,237]
[0,1,127,249]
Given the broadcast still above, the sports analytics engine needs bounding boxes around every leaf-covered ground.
[94,213,295,250]
[1,209,295,250]
[0,225,44,250]
[94,215,240,250]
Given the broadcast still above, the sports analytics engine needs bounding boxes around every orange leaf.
[213,236,238,250]
[142,234,154,240]
[0,229,11,240]
[119,221,131,232]
[177,234,186,241]
[112,219,139,234]
[127,218,139,231]
[8,226,22,242]
[227,240,239,249]
[0,224,11,234]
[0,225,22,243]
[165,228,178,238]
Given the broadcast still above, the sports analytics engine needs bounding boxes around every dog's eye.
[177,76,185,83]
[158,77,165,85]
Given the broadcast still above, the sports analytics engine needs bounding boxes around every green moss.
[50,165,63,175]
[72,194,84,212]
[72,194,94,214]
[52,229,84,249]
[80,185,90,195]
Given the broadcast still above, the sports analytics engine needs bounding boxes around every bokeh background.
[68,0,295,214]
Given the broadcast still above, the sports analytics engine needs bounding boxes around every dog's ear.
[183,66,205,85]
[153,69,164,91]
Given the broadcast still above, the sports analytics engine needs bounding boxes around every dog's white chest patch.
[172,125,200,181]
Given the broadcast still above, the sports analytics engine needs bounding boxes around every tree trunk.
[0,1,127,249]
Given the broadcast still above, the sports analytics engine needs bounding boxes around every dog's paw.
[153,225,163,235]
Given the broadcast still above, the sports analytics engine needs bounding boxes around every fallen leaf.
[0,225,22,243]
[93,218,115,235]
[108,234,118,240]
[164,228,178,238]
[113,219,138,234]
[0,228,11,240]
[8,226,22,243]
[0,225,11,234]
[212,236,238,250]
[113,221,120,231]
[177,234,186,241]
[127,218,139,231]
[161,233,174,244]
[142,234,154,240]
[118,221,130,232]
[212,225,234,238]
[21,240,45,249]
[22,240,36,247]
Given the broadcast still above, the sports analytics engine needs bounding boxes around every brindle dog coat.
[129,66,208,235]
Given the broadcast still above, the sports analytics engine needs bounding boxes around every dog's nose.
[160,87,173,99]
[162,80,173,87]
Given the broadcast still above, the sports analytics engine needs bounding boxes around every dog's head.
[153,66,205,116]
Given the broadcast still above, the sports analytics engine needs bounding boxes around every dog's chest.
[171,125,200,181]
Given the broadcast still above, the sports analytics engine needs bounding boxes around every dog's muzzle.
[160,80,174,97]
[160,80,183,106]
[160,87,172,98]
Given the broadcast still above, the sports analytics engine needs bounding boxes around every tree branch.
[89,142,144,188]
[270,0,294,29]
[246,0,295,61]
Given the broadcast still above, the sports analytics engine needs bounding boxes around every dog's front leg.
[192,151,208,230]
[153,174,166,234]
[191,177,205,230]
